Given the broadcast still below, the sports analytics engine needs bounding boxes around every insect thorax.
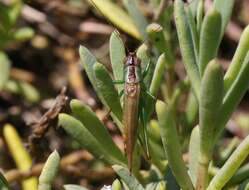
[124,65,141,84]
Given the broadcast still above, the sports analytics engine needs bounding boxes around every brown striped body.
[123,52,141,171]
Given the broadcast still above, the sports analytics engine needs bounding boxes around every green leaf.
[122,0,148,39]
[207,135,249,190]
[224,26,249,92]
[213,0,235,41]
[199,60,223,157]
[13,27,34,41]
[109,31,125,94]
[38,151,60,190]
[79,46,98,90]
[7,0,22,27]
[136,43,150,72]
[217,51,249,139]
[64,185,89,190]
[0,172,10,190]
[0,52,10,90]
[226,163,249,187]
[79,46,123,128]
[59,114,125,166]
[186,7,199,63]
[4,80,40,102]
[70,99,126,164]
[156,100,194,190]
[155,181,167,190]
[79,46,123,124]
[112,179,122,190]
[174,0,200,100]
[112,165,145,190]
[87,0,141,39]
[199,9,222,76]
[146,23,175,68]
[136,43,152,88]
[185,91,198,127]
[149,53,166,97]
[94,62,123,128]
[196,0,204,33]
[197,60,223,188]
[189,126,200,185]
[188,0,200,18]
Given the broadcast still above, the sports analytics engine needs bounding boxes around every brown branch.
[5,150,94,182]
[28,87,68,155]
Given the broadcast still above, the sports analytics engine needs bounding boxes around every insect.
[87,0,157,172]
[113,49,154,172]
[123,52,142,171]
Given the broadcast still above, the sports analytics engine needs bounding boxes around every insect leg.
[138,97,151,160]
[113,80,125,84]
[142,61,152,78]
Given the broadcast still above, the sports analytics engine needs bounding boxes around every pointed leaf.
[88,0,140,39]
[94,62,123,129]
[79,46,97,89]
[59,114,125,166]
[109,31,125,94]
[70,99,126,164]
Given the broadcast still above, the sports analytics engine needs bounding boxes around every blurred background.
[0,0,248,189]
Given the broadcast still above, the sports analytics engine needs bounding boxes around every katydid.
[87,0,156,172]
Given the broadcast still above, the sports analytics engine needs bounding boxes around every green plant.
[0,0,39,102]
[29,0,249,189]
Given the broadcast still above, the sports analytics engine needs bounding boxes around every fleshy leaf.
[38,151,60,190]
[174,0,200,99]
[214,0,235,41]
[112,165,145,190]
[156,100,194,190]
[0,52,10,90]
[64,185,89,190]
[109,31,125,94]
[70,99,126,163]
[59,114,125,166]
[87,0,141,39]
[189,126,200,185]
[122,0,148,39]
[199,9,222,76]
[94,62,123,129]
